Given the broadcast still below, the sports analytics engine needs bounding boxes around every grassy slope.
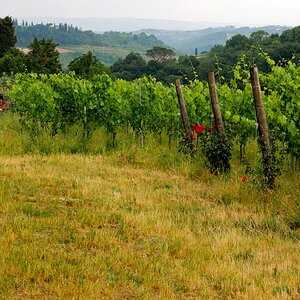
[0,114,300,299]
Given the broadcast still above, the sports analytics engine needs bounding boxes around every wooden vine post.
[207,72,225,136]
[83,81,88,140]
[175,79,193,146]
[250,67,270,149]
[206,71,231,174]
[138,79,144,147]
[250,67,274,188]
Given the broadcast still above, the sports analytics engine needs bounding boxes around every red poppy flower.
[241,176,248,182]
[199,124,206,132]
[192,124,199,132]
[191,133,196,139]
[193,124,206,134]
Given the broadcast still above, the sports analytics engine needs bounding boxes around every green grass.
[0,113,300,299]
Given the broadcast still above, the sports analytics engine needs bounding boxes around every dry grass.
[18,47,73,54]
[0,152,300,299]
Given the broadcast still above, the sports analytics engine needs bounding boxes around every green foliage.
[250,30,270,44]
[146,47,176,62]
[257,136,284,189]
[68,51,109,79]
[92,75,131,136]
[111,54,202,85]
[192,127,232,174]
[26,37,62,74]
[9,74,58,131]
[280,26,300,43]
[0,16,17,58]
[111,52,147,81]
[262,61,300,159]
[0,47,26,75]
[225,34,250,50]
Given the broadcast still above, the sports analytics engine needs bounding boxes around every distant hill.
[15,22,168,66]
[15,23,166,49]
[136,25,291,54]
[13,20,294,68]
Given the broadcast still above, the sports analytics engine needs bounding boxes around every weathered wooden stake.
[175,79,193,144]
[83,105,88,140]
[83,81,88,140]
[207,72,224,136]
[250,67,270,149]
[138,80,144,147]
[250,67,274,188]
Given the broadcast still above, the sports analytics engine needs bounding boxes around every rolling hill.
[136,25,291,54]
[14,19,292,68]
[15,22,168,66]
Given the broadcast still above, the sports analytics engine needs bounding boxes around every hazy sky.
[1,0,299,26]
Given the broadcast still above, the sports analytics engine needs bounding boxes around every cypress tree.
[0,16,17,58]
[26,37,62,74]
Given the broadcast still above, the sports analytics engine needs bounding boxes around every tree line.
[14,20,165,49]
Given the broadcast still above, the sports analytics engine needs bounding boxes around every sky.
[1,0,299,27]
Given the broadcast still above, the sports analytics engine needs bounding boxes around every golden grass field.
[0,113,300,299]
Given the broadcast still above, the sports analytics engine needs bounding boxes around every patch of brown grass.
[0,154,299,299]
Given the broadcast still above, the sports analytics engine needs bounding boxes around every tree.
[250,30,269,45]
[145,59,179,84]
[225,34,250,51]
[225,34,250,50]
[0,16,17,58]
[110,52,146,81]
[146,47,176,62]
[68,51,109,78]
[0,47,26,74]
[280,26,300,43]
[26,37,62,74]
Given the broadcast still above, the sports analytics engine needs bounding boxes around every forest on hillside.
[14,20,165,49]
[138,25,289,54]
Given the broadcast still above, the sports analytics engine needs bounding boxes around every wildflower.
[193,124,206,134]
[241,175,248,182]
[191,133,196,139]
[199,124,205,132]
